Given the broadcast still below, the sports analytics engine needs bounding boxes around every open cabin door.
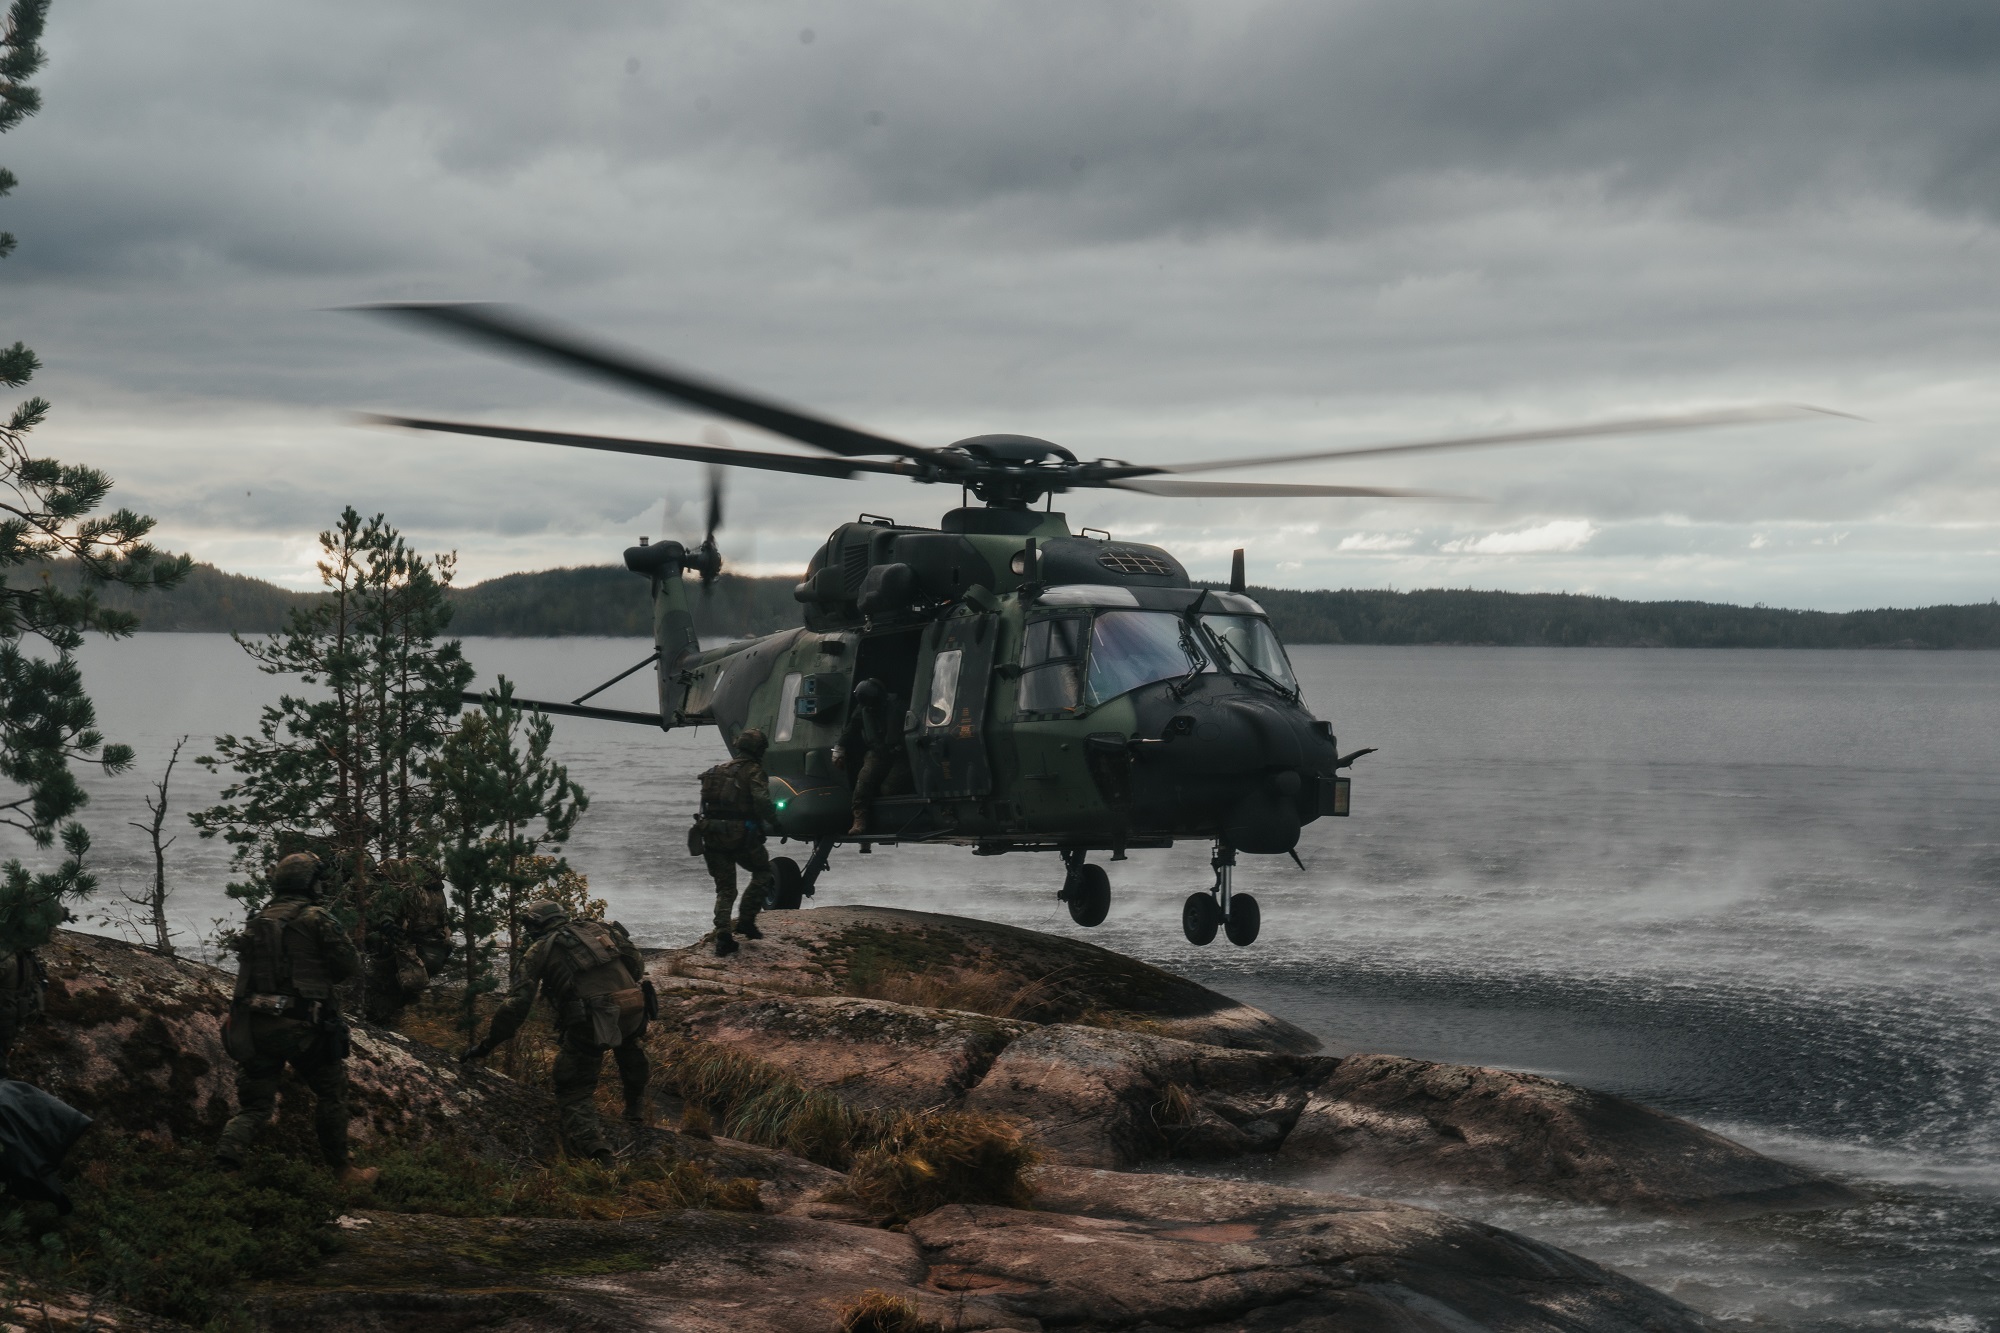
[913,611,995,798]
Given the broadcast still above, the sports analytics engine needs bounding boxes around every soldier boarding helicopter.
[363,304,1834,946]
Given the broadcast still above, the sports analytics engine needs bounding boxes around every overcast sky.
[8,1,2000,608]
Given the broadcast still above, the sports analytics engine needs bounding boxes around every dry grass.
[835,1289,941,1333]
[849,963,1079,1022]
[372,1139,762,1219]
[836,1110,1039,1224]
[655,1035,882,1168]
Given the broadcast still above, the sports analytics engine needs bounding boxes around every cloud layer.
[5,1,1998,606]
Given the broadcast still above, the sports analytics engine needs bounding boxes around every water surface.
[16,636,1996,1330]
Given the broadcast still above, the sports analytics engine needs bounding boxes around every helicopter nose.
[1144,697,1323,854]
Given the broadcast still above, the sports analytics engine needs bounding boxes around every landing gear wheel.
[1066,863,1111,927]
[1182,892,1221,946]
[768,856,804,911]
[1224,893,1260,947]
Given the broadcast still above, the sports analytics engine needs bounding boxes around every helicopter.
[364,303,1830,946]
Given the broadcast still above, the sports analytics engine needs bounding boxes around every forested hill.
[29,560,2000,647]
[1245,587,2000,649]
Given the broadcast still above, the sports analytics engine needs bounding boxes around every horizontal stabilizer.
[457,691,663,728]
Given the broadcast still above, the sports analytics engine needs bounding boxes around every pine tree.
[0,0,188,952]
[193,509,470,981]
[428,677,586,1036]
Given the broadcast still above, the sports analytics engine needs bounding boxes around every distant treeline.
[28,560,800,639]
[27,560,2000,647]
[1243,586,2000,649]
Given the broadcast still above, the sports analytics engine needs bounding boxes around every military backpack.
[241,899,338,1005]
[549,920,646,1047]
[699,758,756,819]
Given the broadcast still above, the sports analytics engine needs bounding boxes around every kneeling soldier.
[461,903,652,1166]
[216,853,374,1186]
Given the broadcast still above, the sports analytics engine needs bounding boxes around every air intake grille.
[1097,546,1175,578]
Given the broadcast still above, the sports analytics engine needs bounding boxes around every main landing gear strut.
[766,837,835,911]
[1058,848,1111,927]
[1183,842,1259,947]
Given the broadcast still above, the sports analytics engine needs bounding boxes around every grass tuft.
[836,1110,1039,1223]
[372,1139,760,1219]
[657,1036,883,1169]
[836,1288,942,1333]
[847,960,1080,1023]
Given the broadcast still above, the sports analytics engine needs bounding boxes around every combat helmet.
[521,901,569,937]
[734,727,768,758]
[270,853,324,899]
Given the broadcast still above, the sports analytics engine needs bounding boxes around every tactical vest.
[699,759,756,819]
[242,899,337,1001]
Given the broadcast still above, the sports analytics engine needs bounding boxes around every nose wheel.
[1059,851,1111,927]
[1184,842,1258,946]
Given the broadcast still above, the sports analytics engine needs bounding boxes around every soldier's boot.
[340,1165,380,1190]
[623,1091,649,1126]
[714,931,739,957]
[211,1152,243,1174]
[591,1148,616,1169]
[735,911,763,941]
[847,810,868,837]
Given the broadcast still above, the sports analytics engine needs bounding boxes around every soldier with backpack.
[214,853,373,1186]
[460,901,654,1165]
[694,727,778,957]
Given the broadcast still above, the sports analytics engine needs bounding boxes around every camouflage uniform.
[840,679,904,836]
[216,854,362,1173]
[699,728,777,950]
[0,944,48,1081]
[466,903,650,1162]
[363,864,452,1025]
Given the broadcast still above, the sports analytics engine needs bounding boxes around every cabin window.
[926,649,964,728]
[1200,615,1297,691]
[1018,615,1087,713]
[774,672,803,743]
[1085,610,1207,705]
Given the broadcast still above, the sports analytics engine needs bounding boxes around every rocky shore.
[2,907,1863,1331]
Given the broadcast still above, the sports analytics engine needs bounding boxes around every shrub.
[836,1288,941,1333]
[0,1141,342,1326]
[837,1110,1038,1223]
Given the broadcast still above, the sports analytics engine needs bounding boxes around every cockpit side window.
[1199,615,1298,691]
[1017,614,1087,714]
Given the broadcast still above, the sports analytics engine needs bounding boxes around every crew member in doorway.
[838,678,905,836]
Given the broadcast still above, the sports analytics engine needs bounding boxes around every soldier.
[0,930,50,1082]
[460,902,652,1166]
[837,678,904,837]
[698,727,777,957]
[215,853,375,1186]
[362,861,452,1025]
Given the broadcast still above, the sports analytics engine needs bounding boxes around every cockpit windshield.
[1200,614,1297,692]
[1016,607,1295,713]
[1084,610,1207,706]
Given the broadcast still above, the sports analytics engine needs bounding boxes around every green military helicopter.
[366,304,1826,946]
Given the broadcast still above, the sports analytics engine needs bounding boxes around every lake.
[12,634,1997,1331]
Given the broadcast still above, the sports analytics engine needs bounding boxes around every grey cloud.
[5,1,1999,610]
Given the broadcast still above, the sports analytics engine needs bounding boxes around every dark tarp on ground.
[0,1080,93,1213]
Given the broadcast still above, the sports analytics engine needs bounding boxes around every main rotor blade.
[1134,404,1853,478]
[363,414,917,481]
[1108,478,1465,499]
[358,303,944,464]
